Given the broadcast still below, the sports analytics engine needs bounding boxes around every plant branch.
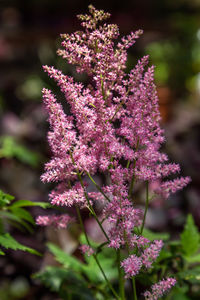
[140,181,149,235]
[75,205,119,299]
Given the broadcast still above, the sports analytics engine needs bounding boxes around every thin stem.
[117,249,125,300]
[108,88,130,123]
[128,159,136,199]
[100,74,106,101]
[75,205,119,299]
[126,160,130,169]
[77,171,110,241]
[140,181,149,235]
[125,239,137,300]
[132,277,137,300]
[86,172,111,202]
[128,139,139,200]
[69,151,110,241]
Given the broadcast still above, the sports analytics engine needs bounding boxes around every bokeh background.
[0,0,200,299]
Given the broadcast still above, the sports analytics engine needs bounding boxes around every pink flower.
[144,277,176,299]
[121,255,142,278]
[36,214,74,229]
[80,244,94,256]
[141,240,163,269]
[39,8,190,295]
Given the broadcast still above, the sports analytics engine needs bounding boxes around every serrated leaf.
[0,211,34,232]
[33,266,72,292]
[59,275,95,300]
[142,228,170,241]
[47,243,85,272]
[0,211,24,223]
[0,233,41,255]
[34,266,95,299]
[180,214,199,257]
[0,190,15,207]
[47,242,117,284]
[10,200,51,209]
[9,207,35,225]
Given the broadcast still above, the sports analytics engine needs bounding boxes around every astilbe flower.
[39,5,190,297]
[36,214,74,229]
[144,278,176,300]
[80,244,94,256]
[121,255,142,278]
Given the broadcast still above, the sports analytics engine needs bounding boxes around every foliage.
[35,214,200,299]
[34,235,118,300]
[138,214,200,299]
[0,189,49,255]
[36,5,191,300]
[0,136,41,167]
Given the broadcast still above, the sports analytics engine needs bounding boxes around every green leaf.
[171,292,190,300]
[0,249,5,255]
[142,228,170,241]
[47,243,85,272]
[0,211,25,223]
[184,253,200,264]
[33,266,72,292]
[0,190,15,208]
[34,266,95,299]
[85,253,117,283]
[9,207,35,225]
[59,275,95,300]
[14,144,40,167]
[79,233,99,249]
[156,249,172,263]
[0,136,40,167]
[180,214,199,257]
[48,242,118,284]
[0,211,34,232]
[10,199,51,209]
[79,234,117,282]
[0,233,41,255]
[178,266,200,284]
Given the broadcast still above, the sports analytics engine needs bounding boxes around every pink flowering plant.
[36,5,192,299]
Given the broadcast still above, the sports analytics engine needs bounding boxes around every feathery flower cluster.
[39,5,190,296]
[120,239,163,277]
[80,244,94,256]
[144,278,176,300]
[121,255,142,278]
[36,214,74,229]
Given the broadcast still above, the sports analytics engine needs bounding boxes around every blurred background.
[0,0,200,299]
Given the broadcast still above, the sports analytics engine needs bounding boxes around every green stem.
[77,171,110,241]
[128,159,136,199]
[132,277,137,300]
[140,181,149,235]
[87,172,111,202]
[100,74,106,101]
[128,139,139,200]
[75,205,119,299]
[125,239,137,300]
[69,151,109,241]
[117,249,125,300]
